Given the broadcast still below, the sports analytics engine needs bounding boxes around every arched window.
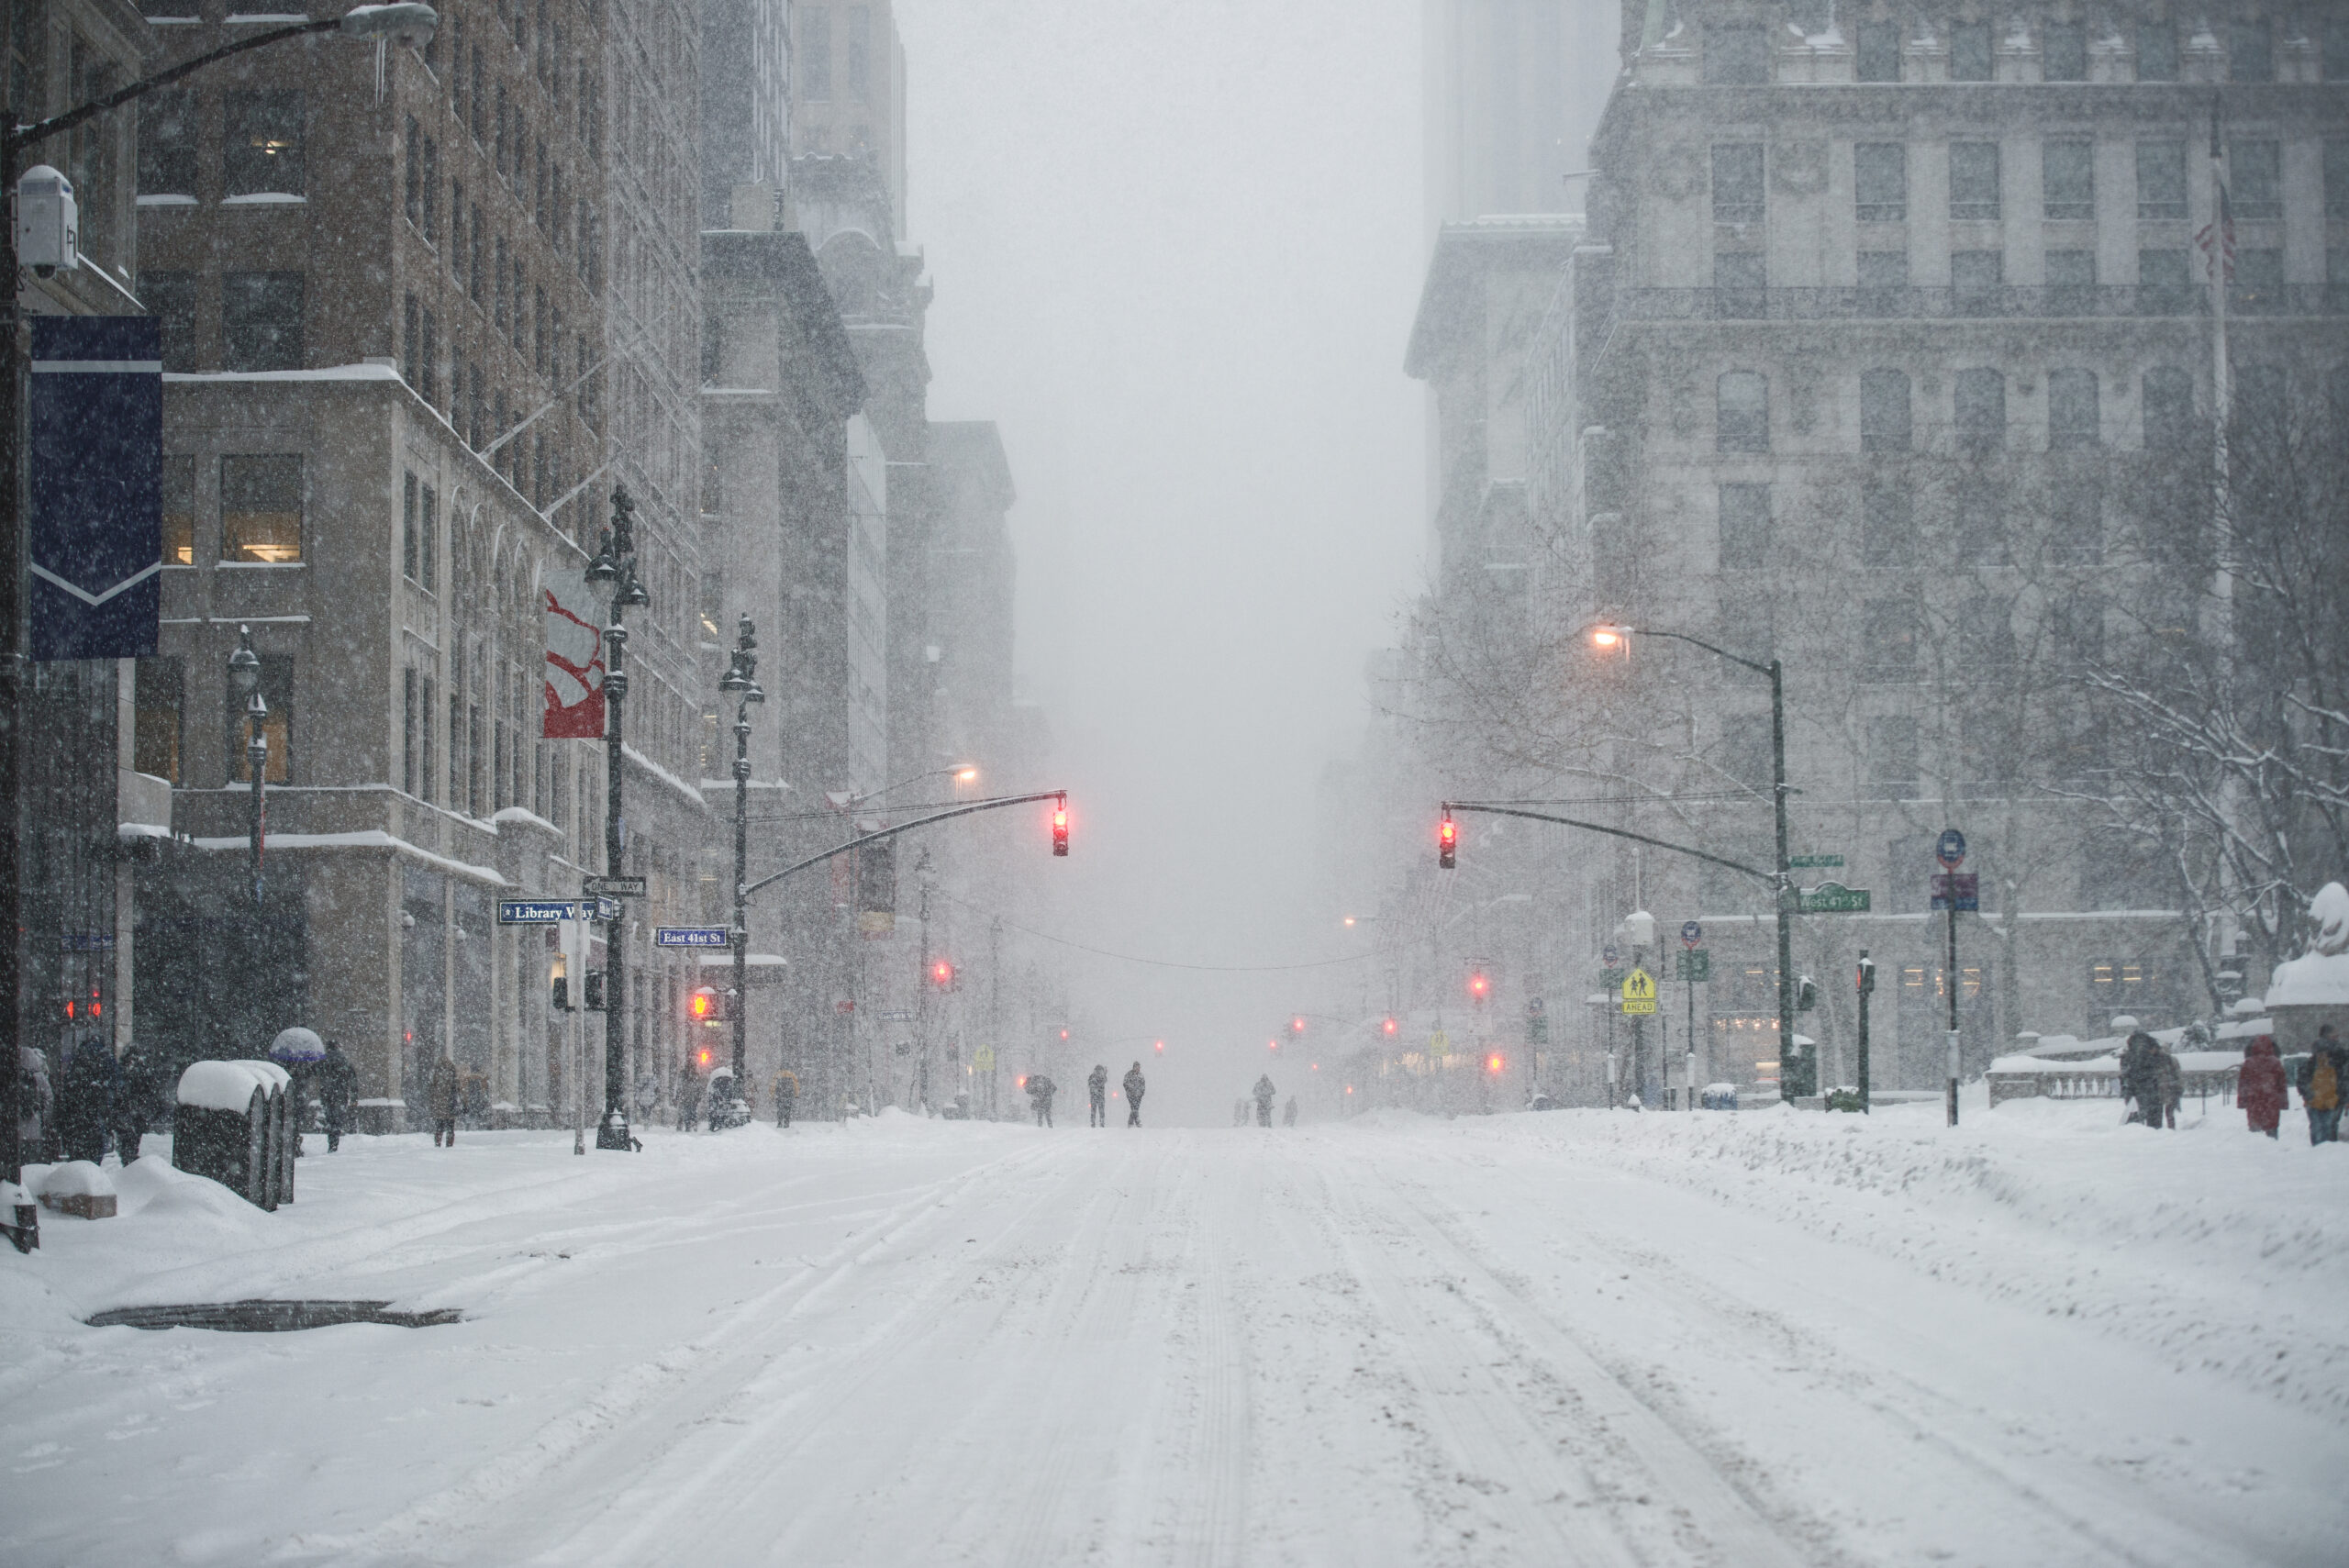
[1718,371,1769,452]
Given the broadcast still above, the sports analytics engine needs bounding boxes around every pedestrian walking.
[2239,1035,2288,1139]
[1282,1095,1298,1128]
[774,1068,798,1129]
[113,1041,158,1163]
[1122,1062,1146,1127]
[1026,1073,1057,1128]
[2118,1030,2168,1129]
[676,1057,706,1132]
[2296,1025,2347,1146]
[1252,1074,1276,1128]
[1087,1063,1108,1128]
[2154,1044,2184,1129]
[16,1044,52,1164]
[429,1051,461,1146]
[55,1038,112,1165]
[317,1040,358,1152]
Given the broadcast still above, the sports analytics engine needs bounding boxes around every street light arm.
[1442,802,1777,885]
[1613,625,1773,679]
[7,19,337,155]
[742,792,1066,902]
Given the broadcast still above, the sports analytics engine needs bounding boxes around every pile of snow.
[2267,882,2349,1007]
[31,1162,114,1200]
[175,1059,289,1112]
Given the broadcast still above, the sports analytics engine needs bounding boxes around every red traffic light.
[1438,815,1458,869]
[1467,972,1490,1002]
[931,961,955,988]
[1382,1017,1398,1036]
[1052,799,1069,857]
[1289,1016,1306,1037]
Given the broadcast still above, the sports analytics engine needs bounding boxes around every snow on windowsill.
[490,805,562,836]
[137,194,198,206]
[220,193,307,206]
[167,363,403,384]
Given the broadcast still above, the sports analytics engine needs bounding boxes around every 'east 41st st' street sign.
[1796,882,1873,914]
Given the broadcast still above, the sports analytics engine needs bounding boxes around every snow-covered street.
[4,1106,2345,1568]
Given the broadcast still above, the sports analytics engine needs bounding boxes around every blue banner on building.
[29,316,161,661]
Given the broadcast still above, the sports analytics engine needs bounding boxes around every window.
[2045,249,2095,287]
[1860,369,1911,451]
[2143,366,2194,448]
[2139,248,2190,287]
[404,666,419,795]
[1718,587,1776,665]
[420,308,437,406]
[1861,483,1911,564]
[2043,140,2094,220]
[1865,717,1919,795]
[1960,595,2016,668]
[223,91,303,195]
[1952,22,1993,82]
[1717,371,1768,452]
[2053,593,2104,665]
[1854,142,1906,222]
[2328,141,2349,220]
[1712,143,1765,224]
[2044,23,2087,82]
[801,5,831,100]
[846,4,870,99]
[2232,248,2284,308]
[2229,21,2272,83]
[221,453,302,562]
[1951,249,2003,293]
[2137,20,2177,82]
[421,137,438,243]
[2231,141,2281,220]
[2332,17,2349,82]
[1961,711,2018,791]
[1955,482,2006,564]
[161,455,195,566]
[138,86,196,195]
[140,271,198,372]
[1705,25,1769,85]
[2049,478,2101,564]
[419,674,436,804]
[221,272,303,372]
[1857,250,1908,288]
[1954,368,2005,452]
[1949,142,2000,220]
[1720,715,1773,791]
[2047,369,2099,449]
[1860,593,1921,682]
[135,657,184,785]
[405,116,421,226]
[1856,21,1900,83]
[403,472,420,581]
[2234,363,2288,451]
[403,293,421,386]
[2136,141,2186,219]
[1718,484,1770,569]
[1715,250,1765,312]
[226,652,293,784]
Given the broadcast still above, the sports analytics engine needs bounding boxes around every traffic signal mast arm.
[1440,802,1776,885]
[739,791,1069,902]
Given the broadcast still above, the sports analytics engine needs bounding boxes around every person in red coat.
[2239,1036,2289,1139]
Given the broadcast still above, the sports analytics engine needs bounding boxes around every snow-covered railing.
[1986,1051,2242,1108]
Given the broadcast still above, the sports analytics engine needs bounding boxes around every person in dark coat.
[113,1042,159,1162]
[2118,1031,2167,1128]
[1252,1074,1277,1128]
[1087,1064,1108,1127]
[16,1044,52,1163]
[1121,1062,1146,1127]
[675,1058,705,1132]
[2239,1036,2288,1139]
[316,1040,358,1152]
[773,1069,798,1129]
[2295,1025,2347,1146]
[2154,1046,2184,1129]
[55,1038,113,1165]
[1026,1073,1057,1128]
[429,1051,460,1146]
[1283,1095,1298,1128]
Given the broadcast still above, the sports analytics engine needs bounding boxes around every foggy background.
[899,0,1429,1120]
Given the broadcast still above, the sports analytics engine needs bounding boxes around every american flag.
[2196,119,2235,284]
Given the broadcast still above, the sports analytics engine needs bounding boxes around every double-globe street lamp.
[0,3,440,1247]
[585,488,648,1151]
[228,626,267,905]
[1590,623,1806,1102]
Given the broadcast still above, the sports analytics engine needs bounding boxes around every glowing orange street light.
[953,765,979,785]
[1591,623,1625,649]
[1486,1052,1504,1074]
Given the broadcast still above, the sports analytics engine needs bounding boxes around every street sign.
[1620,968,1657,1015]
[499,899,577,924]
[584,874,648,897]
[1797,882,1874,914]
[655,927,731,949]
[1430,1029,1451,1058]
[1599,966,1628,992]
[1601,944,1620,967]
[1675,950,1712,982]
[1930,873,1980,912]
[1935,828,1966,869]
[1790,854,1843,869]
[590,896,622,922]
[1680,920,1703,949]
[974,1044,996,1071]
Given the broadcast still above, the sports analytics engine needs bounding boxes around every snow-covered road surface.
[4,1104,2343,1567]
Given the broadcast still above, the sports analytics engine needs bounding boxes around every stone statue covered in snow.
[2262,882,2349,1051]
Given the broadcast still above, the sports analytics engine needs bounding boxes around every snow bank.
[175,1059,288,1112]
[32,1161,114,1199]
[2266,882,2349,1006]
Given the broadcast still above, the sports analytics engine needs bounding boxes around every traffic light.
[1052,798,1069,857]
[1289,1016,1306,1040]
[1796,974,1819,1012]
[584,971,607,1011]
[551,976,571,1012]
[1438,814,1457,869]
[931,960,956,989]
[1382,1017,1398,1037]
[1486,1051,1504,1075]
[1467,971,1490,1004]
[1856,955,1876,996]
[688,985,730,1024]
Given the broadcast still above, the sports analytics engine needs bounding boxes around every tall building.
[1508,1,2349,1096]
[1422,0,1619,231]
[789,0,907,235]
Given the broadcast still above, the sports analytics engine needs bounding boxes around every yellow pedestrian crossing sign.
[973,1044,996,1071]
[1620,968,1657,1015]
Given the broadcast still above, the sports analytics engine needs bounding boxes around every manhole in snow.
[86,1299,462,1331]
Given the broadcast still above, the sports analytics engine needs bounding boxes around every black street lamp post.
[228,625,266,905]
[719,616,762,1104]
[0,4,439,1245]
[585,487,647,1152]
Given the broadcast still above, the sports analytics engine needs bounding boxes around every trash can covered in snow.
[173,1061,294,1209]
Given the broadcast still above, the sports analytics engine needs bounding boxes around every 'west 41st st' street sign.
[1796,882,1873,914]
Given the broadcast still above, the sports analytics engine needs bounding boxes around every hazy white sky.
[897,0,1429,1115]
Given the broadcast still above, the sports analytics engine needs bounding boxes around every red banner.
[543,567,606,739]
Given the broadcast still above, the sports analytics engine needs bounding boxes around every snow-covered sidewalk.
[1,1103,2343,1567]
